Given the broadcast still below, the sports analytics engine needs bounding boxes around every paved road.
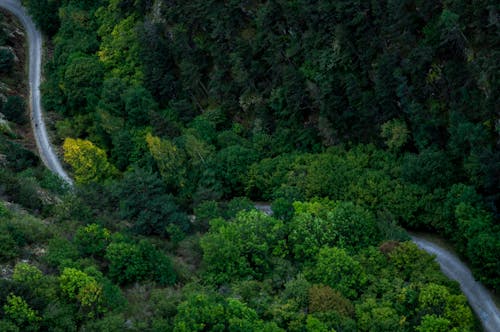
[411,235,500,332]
[0,0,72,185]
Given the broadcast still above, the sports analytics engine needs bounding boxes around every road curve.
[0,0,72,185]
[411,235,500,332]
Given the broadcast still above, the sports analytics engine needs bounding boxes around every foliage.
[307,247,367,299]
[289,200,380,260]
[59,268,104,318]
[0,48,14,73]
[201,210,286,284]
[173,293,283,332]
[6,0,499,329]
[105,240,176,286]
[3,294,41,331]
[12,263,43,284]
[73,224,111,258]
[111,167,190,236]
[2,96,27,125]
[63,138,117,184]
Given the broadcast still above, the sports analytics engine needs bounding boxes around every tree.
[201,210,287,283]
[105,240,176,286]
[23,0,61,35]
[309,285,354,317]
[2,96,27,125]
[122,85,157,126]
[2,294,41,331]
[63,138,117,184]
[381,119,409,152]
[111,167,190,236]
[62,55,104,114]
[417,283,474,330]
[355,297,403,332]
[215,145,259,197]
[12,263,43,284]
[308,247,367,299]
[173,293,283,332]
[416,315,451,332]
[73,224,111,258]
[59,268,104,318]
[97,14,143,83]
[289,201,380,260]
[145,133,186,189]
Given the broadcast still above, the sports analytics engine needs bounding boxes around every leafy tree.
[309,285,354,317]
[308,247,367,299]
[173,293,283,332]
[73,224,111,258]
[2,294,41,331]
[12,263,43,284]
[2,96,27,125]
[97,14,143,83]
[59,268,104,318]
[63,138,117,184]
[417,283,474,330]
[105,240,176,286]
[355,298,403,332]
[0,233,18,262]
[145,133,186,190]
[201,210,286,283]
[43,238,79,269]
[381,119,409,152]
[401,148,455,189]
[62,55,104,114]
[122,85,157,126]
[111,167,189,236]
[289,201,380,260]
[215,145,259,197]
[23,0,61,35]
[416,315,451,332]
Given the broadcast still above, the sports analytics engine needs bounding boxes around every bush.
[0,48,14,72]
[0,233,19,262]
[2,96,27,125]
[105,240,176,286]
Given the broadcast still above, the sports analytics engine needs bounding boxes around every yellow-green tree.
[59,268,104,318]
[63,138,117,184]
[146,133,186,189]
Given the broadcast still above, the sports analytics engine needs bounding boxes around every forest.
[0,0,499,330]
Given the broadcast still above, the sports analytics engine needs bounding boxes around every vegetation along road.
[0,0,72,185]
[3,1,499,330]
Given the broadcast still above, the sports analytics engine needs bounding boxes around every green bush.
[0,48,14,72]
[105,240,176,286]
[2,96,27,125]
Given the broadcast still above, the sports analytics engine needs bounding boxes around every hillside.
[0,0,498,330]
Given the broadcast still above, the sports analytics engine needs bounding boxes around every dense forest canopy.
[0,0,498,330]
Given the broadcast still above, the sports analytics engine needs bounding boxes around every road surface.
[0,0,72,185]
[411,235,500,332]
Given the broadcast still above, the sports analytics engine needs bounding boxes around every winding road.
[2,1,499,330]
[411,235,500,332]
[0,0,72,185]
